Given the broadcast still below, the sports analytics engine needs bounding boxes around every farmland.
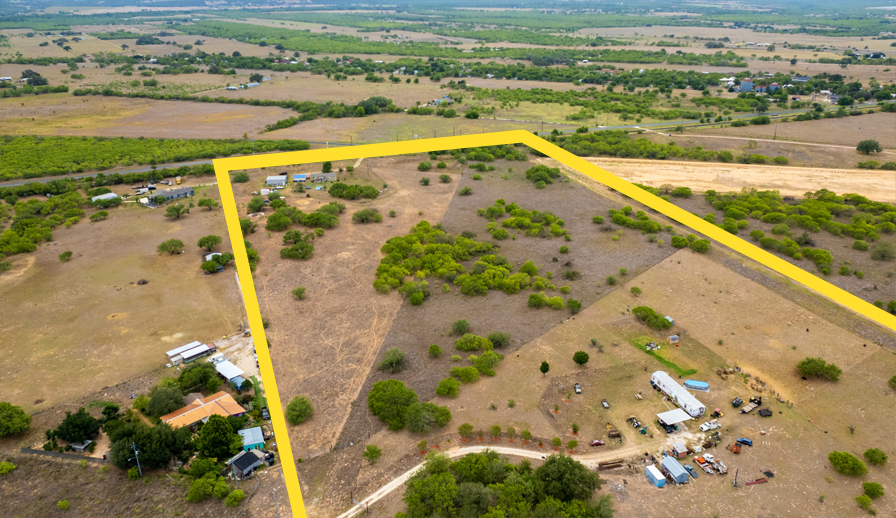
[2,1,896,517]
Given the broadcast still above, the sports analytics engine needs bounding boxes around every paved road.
[334,443,648,518]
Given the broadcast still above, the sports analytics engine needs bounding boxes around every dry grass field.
[569,156,896,202]
[0,93,294,138]
[0,182,243,413]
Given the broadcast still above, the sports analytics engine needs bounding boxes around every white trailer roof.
[182,344,212,361]
[652,371,705,416]
[166,341,202,358]
[216,360,245,380]
[646,465,663,478]
[657,408,692,425]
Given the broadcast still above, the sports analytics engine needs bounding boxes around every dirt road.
[559,157,896,202]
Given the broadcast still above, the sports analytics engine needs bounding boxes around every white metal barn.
[651,371,705,417]
[265,175,287,187]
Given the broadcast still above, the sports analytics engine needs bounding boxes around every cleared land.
[568,156,896,202]
[0,181,243,412]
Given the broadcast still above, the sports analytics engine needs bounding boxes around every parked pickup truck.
[700,419,721,432]
[694,456,714,474]
[703,453,728,474]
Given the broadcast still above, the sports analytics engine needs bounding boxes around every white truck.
[700,419,721,432]
[703,453,728,475]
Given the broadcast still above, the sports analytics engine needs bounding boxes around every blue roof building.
[238,426,265,451]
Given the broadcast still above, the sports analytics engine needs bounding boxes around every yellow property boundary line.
[213,129,896,518]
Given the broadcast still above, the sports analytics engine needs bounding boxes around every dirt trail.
[548,157,896,202]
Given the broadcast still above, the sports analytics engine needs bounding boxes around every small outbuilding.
[668,335,679,344]
[227,449,265,478]
[661,457,689,484]
[672,442,688,459]
[656,408,692,426]
[215,360,245,383]
[293,174,306,183]
[646,465,665,487]
[238,427,265,451]
[71,440,93,453]
[266,175,287,187]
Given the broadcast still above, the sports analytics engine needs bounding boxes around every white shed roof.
[91,192,119,202]
[266,175,287,183]
[182,344,213,361]
[216,360,244,380]
[167,341,202,358]
[657,408,692,425]
[239,426,264,446]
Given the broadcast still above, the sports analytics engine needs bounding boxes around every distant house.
[739,79,754,92]
[829,94,841,103]
[308,172,337,182]
[71,440,92,453]
[768,83,780,92]
[755,85,768,93]
[159,187,194,202]
[238,427,265,451]
[266,175,287,187]
[160,391,246,429]
[792,76,810,83]
[225,86,238,91]
[91,192,119,204]
[227,449,265,478]
[292,174,306,183]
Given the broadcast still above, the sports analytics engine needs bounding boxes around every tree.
[89,211,109,222]
[473,350,502,376]
[452,319,470,335]
[146,386,184,417]
[797,357,842,381]
[490,425,502,439]
[157,239,184,255]
[178,362,219,392]
[863,482,884,499]
[322,161,333,173]
[187,472,230,502]
[540,361,550,376]
[828,451,868,476]
[439,175,451,183]
[232,172,249,183]
[630,286,642,296]
[535,454,601,501]
[567,299,582,314]
[420,177,430,186]
[458,423,473,439]
[0,461,17,475]
[249,73,263,83]
[286,396,314,425]
[857,140,882,155]
[197,414,241,459]
[225,489,246,507]
[380,348,407,374]
[689,239,710,253]
[864,448,888,466]
[572,351,589,367]
[0,402,31,437]
[165,203,189,219]
[567,440,578,451]
[54,408,101,443]
[197,198,219,210]
[404,467,458,518]
[363,444,383,464]
[368,380,418,430]
[429,344,443,357]
[871,241,895,261]
[292,287,306,300]
[436,377,460,398]
[247,196,266,213]
[551,437,562,448]
[197,235,222,251]
[406,402,451,434]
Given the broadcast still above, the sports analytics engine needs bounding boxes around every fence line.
[20,447,106,464]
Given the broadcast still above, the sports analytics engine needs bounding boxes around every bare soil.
[0,183,244,412]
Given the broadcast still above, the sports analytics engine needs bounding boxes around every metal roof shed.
[646,465,665,487]
[266,175,287,186]
[216,360,245,381]
[182,344,213,363]
[293,174,306,182]
[91,192,119,203]
[656,408,692,425]
[661,457,689,484]
[238,427,265,451]
[167,341,202,359]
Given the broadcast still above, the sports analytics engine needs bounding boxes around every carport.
[656,408,692,426]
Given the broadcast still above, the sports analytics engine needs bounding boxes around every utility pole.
[350,135,353,146]
[68,163,72,179]
[252,141,255,154]
[773,125,777,140]
[232,461,239,489]
[164,151,168,166]
[273,488,280,518]
[129,442,142,478]
[733,468,739,487]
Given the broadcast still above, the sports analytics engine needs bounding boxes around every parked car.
[261,407,270,420]
[601,399,610,409]
[732,398,743,408]
[574,383,582,394]
[736,437,753,447]
[657,420,675,434]
[700,419,721,432]
[590,440,605,446]
[684,464,699,479]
